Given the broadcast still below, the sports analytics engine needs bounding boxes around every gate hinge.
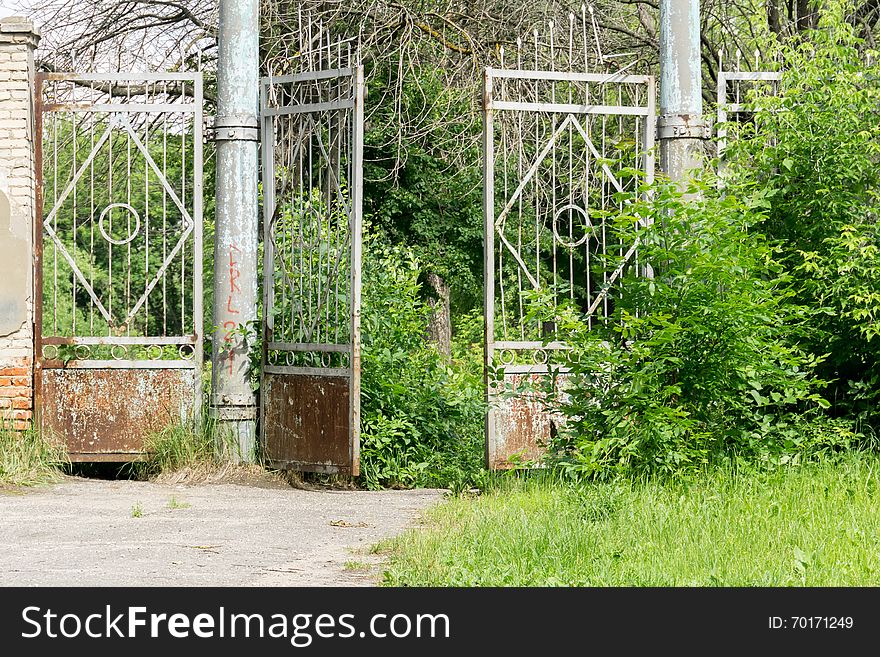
[212,126,259,142]
[211,116,260,142]
[209,405,258,421]
[656,114,710,140]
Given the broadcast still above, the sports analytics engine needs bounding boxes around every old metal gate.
[483,45,655,469]
[259,60,364,475]
[34,72,204,461]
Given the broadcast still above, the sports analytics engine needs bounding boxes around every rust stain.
[40,369,195,459]
[491,372,569,469]
[262,373,352,474]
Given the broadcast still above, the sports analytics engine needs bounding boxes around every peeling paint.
[659,0,702,117]
[40,369,195,459]
[262,373,352,475]
[490,372,570,469]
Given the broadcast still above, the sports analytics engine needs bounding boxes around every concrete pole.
[658,0,709,185]
[210,0,260,462]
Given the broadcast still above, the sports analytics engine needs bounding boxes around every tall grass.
[380,454,880,586]
[0,423,68,487]
[131,415,227,478]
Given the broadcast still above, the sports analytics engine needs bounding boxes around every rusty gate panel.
[259,40,363,477]
[483,21,655,470]
[40,368,195,460]
[262,373,351,474]
[488,372,569,469]
[34,72,204,459]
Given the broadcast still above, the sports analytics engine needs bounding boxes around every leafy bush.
[722,17,880,435]
[358,234,485,490]
[545,177,858,479]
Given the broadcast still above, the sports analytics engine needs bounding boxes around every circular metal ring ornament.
[74,344,91,360]
[532,349,549,365]
[286,351,295,366]
[98,203,141,246]
[552,203,593,249]
[499,349,515,366]
[110,344,128,360]
[178,344,194,360]
[146,344,164,360]
[43,344,58,360]
[320,352,332,368]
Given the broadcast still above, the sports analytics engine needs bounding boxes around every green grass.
[130,502,144,518]
[129,416,231,478]
[380,454,880,586]
[166,496,191,510]
[0,424,68,487]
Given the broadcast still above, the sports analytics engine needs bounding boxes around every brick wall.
[0,17,39,431]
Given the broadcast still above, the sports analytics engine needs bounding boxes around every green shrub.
[131,415,221,478]
[544,177,858,479]
[359,235,485,490]
[722,16,880,435]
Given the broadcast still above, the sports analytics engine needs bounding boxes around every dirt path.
[0,477,442,586]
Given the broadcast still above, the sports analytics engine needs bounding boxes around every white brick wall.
[0,18,39,430]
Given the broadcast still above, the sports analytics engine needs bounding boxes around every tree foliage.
[723,11,880,433]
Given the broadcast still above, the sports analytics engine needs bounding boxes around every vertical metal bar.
[716,64,728,165]
[533,30,540,294]
[498,49,507,341]
[260,78,275,446]
[349,64,365,476]
[307,113,314,341]
[601,111,608,322]
[71,91,78,337]
[52,90,57,335]
[126,82,132,335]
[645,75,657,189]
[162,94,168,335]
[107,102,113,331]
[516,40,524,340]
[482,68,496,469]
[297,112,305,343]
[549,21,557,312]
[180,80,187,337]
[192,73,204,426]
[568,18,575,303]
[33,74,45,433]
[89,91,95,334]
[143,82,150,336]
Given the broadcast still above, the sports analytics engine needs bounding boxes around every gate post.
[211,0,260,462]
[658,0,709,185]
[0,17,39,431]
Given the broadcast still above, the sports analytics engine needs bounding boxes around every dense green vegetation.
[358,237,485,490]
[537,14,880,480]
[377,9,880,585]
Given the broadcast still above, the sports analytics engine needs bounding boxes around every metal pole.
[658,0,708,186]
[482,68,496,469]
[211,0,260,462]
